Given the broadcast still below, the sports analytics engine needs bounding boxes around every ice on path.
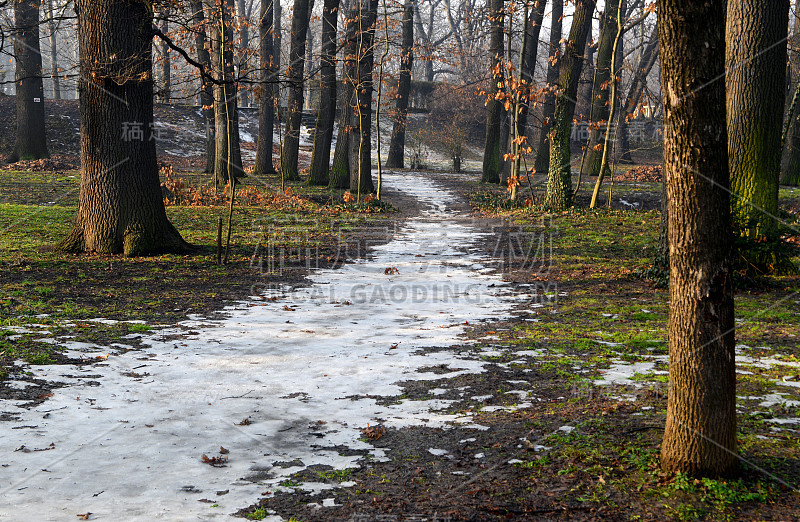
[0,172,529,520]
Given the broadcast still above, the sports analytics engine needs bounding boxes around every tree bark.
[533,0,562,174]
[349,0,378,195]
[46,0,61,100]
[254,0,277,175]
[274,0,282,121]
[189,0,216,174]
[308,0,340,185]
[543,0,594,210]
[580,0,621,178]
[481,0,505,183]
[385,0,414,169]
[280,0,313,181]
[10,0,49,163]
[59,0,188,256]
[212,0,245,187]
[658,0,738,478]
[727,0,789,238]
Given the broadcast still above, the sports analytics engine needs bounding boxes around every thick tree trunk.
[727,0,789,238]
[255,0,277,175]
[10,0,49,163]
[349,0,378,195]
[308,0,340,185]
[190,1,216,174]
[280,0,313,181]
[385,0,414,169]
[580,0,621,178]
[617,27,659,164]
[59,0,188,256]
[481,0,504,183]
[543,0,594,210]
[533,0,562,174]
[658,0,737,478]
[212,0,244,188]
[46,0,61,100]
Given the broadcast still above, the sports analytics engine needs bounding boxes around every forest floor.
[0,97,799,520]
[0,163,798,521]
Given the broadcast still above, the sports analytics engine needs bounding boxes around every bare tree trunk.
[10,0,49,162]
[481,0,504,183]
[59,0,188,256]
[543,0,594,210]
[308,0,340,185]
[782,0,800,186]
[159,14,170,103]
[580,0,621,178]
[349,0,378,195]
[274,0,282,121]
[304,27,314,110]
[237,0,250,108]
[330,1,359,189]
[46,0,61,100]
[385,0,413,168]
[658,0,737,478]
[533,0,562,174]
[617,26,658,164]
[254,0,277,175]
[190,0,216,174]
[212,0,244,187]
[727,0,789,238]
[280,0,313,181]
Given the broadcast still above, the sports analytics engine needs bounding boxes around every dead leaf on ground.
[236,417,251,426]
[201,454,228,467]
[219,446,229,455]
[384,267,399,275]
[76,513,92,520]
[362,424,386,440]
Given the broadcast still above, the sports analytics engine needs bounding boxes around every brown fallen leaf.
[282,305,295,311]
[236,417,251,426]
[76,514,91,520]
[39,393,54,399]
[219,446,229,455]
[201,454,228,467]
[362,424,386,440]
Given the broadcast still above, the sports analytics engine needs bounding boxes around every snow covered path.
[0,172,528,521]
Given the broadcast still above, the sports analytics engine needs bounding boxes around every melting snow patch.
[428,448,449,457]
[0,172,527,520]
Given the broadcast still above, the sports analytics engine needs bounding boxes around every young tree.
[190,0,216,174]
[658,0,737,477]
[45,0,61,100]
[616,26,658,164]
[726,0,789,238]
[9,0,49,162]
[349,0,378,195]
[212,0,245,187]
[579,0,621,179]
[280,0,314,181]
[385,0,414,169]
[308,0,340,184]
[543,0,594,210]
[481,0,504,183]
[533,0,562,174]
[782,0,800,186]
[254,0,277,175]
[59,0,188,256]
[330,1,360,189]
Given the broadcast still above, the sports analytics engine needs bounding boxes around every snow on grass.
[0,171,527,520]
